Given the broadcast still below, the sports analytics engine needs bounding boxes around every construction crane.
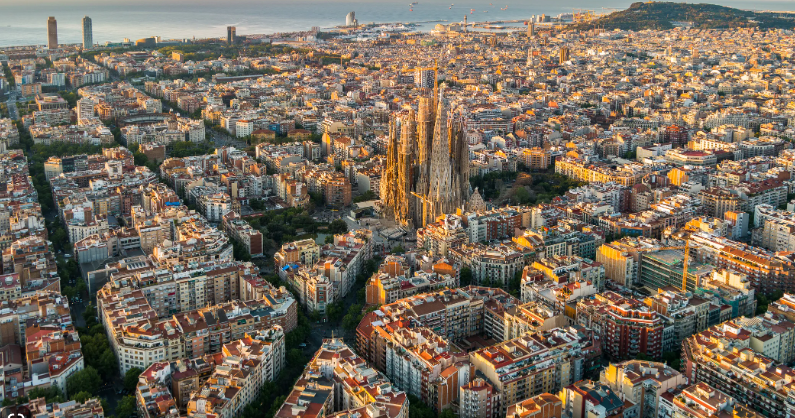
[632,242,691,292]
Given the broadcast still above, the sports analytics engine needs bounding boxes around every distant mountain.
[569,2,795,31]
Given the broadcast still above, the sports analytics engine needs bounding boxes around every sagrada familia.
[380,88,474,228]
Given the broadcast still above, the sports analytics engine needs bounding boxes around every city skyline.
[3,2,795,418]
[0,0,792,47]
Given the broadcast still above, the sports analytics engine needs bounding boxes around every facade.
[82,16,93,49]
[600,360,686,418]
[505,393,562,418]
[682,320,795,417]
[47,17,57,49]
[671,383,763,418]
[561,380,639,418]
[459,378,496,418]
[448,243,526,288]
[417,214,468,257]
[274,338,408,418]
[381,91,470,228]
[187,327,285,418]
[469,327,601,415]
[98,280,297,374]
[577,292,665,360]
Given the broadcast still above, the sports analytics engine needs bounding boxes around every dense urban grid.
[2,4,795,418]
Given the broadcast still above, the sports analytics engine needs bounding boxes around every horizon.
[1,0,793,48]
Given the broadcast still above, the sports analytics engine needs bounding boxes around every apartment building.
[25,397,105,418]
[448,243,526,288]
[577,292,665,360]
[690,232,795,294]
[531,255,606,292]
[682,320,795,417]
[274,338,408,418]
[98,278,296,374]
[671,383,764,418]
[644,288,710,351]
[505,393,562,418]
[600,360,686,418]
[365,255,458,306]
[470,327,601,415]
[560,380,639,418]
[459,378,497,418]
[187,327,286,418]
[417,214,468,257]
[274,238,321,269]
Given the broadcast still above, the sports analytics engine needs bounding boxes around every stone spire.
[396,110,415,223]
[468,188,486,212]
[380,116,400,217]
[428,89,454,220]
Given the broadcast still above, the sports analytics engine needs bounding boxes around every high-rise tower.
[346,12,357,27]
[82,16,93,49]
[227,26,236,45]
[47,17,58,49]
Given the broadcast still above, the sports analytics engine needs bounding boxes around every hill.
[569,2,795,31]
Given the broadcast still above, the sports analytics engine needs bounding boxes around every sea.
[0,0,793,47]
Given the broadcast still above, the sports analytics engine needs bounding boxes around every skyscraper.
[227,26,236,45]
[528,22,535,37]
[47,17,57,49]
[346,12,357,27]
[82,16,93,49]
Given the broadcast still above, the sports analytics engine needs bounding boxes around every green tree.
[512,186,532,205]
[286,349,306,367]
[27,386,64,403]
[50,228,69,253]
[439,409,456,418]
[66,367,102,397]
[407,395,436,418]
[124,367,143,392]
[250,199,265,210]
[509,270,522,297]
[328,219,348,234]
[353,190,377,203]
[71,391,92,403]
[233,240,252,262]
[115,395,137,418]
[342,304,363,331]
[460,267,473,286]
[391,245,405,254]
[326,301,345,323]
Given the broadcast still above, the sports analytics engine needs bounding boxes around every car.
[298,343,307,348]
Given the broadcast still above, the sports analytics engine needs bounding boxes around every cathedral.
[380,88,470,228]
